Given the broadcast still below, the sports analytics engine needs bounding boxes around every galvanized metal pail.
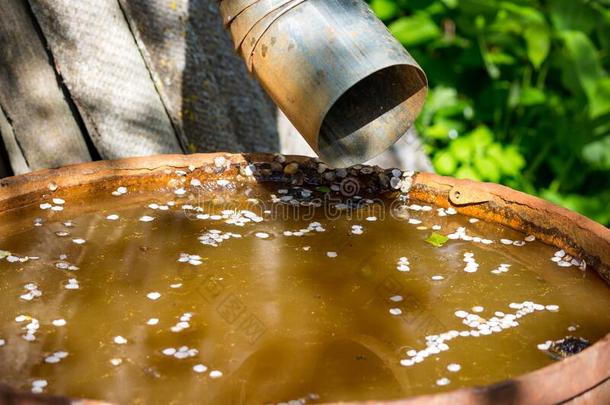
[219,0,428,167]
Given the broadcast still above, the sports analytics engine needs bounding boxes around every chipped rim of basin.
[0,152,608,405]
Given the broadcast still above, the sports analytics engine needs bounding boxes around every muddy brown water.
[0,182,608,405]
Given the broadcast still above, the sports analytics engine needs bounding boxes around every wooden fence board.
[0,0,91,172]
[118,0,278,153]
[0,105,29,175]
[28,0,183,159]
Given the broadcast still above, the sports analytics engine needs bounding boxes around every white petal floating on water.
[209,370,223,379]
[193,364,208,374]
[20,292,35,301]
[326,251,337,258]
[447,363,461,372]
[110,358,123,366]
[162,348,176,356]
[400,358,414,367]
[351,225,364,235]
[64,279,80,290]
[106,214,119,221]
[31,379,48,393]
[45,351,68,364]
[139,216,155,222]
[147,292,161,301]
[113,336,128,345]
[436,377,451,386]
[72,238,86,245]
[52,319,66,327]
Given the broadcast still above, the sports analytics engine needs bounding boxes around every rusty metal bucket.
[219,0,428,167]
[0,153,608,404]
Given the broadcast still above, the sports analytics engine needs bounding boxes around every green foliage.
[367,0,610,225]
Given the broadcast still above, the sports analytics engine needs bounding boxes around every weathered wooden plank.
[0,0,91,172]
[118,0,278,153]
[0,105,29,176]
[28,0,183,159]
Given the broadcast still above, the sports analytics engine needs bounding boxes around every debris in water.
[425,232,449,247]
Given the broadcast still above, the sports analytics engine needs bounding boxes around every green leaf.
[459,0,499,17]
[316,186,330,193]
[497,146,526,177]
[524,23,551,69]
[519,87,547,106]
[549,0,597,34]
[469,126,494,146]
[449,136,474,162]
[485,51,517,66]
[433,151,458,175]
[370,0,400,21]
[499,2,546,24]
[427,121,460,140]
[455,165,481,180]
[582,136,610,170]
[419,86,469,126]
[560,31,605,100]
[440,0,458,9]
[0,250,10,259]
[389,14,442,46]
[425,232,450,247]
[474,156,501,182]
[589,78,610,119]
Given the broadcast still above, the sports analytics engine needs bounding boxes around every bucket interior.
[318,65,427,167]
